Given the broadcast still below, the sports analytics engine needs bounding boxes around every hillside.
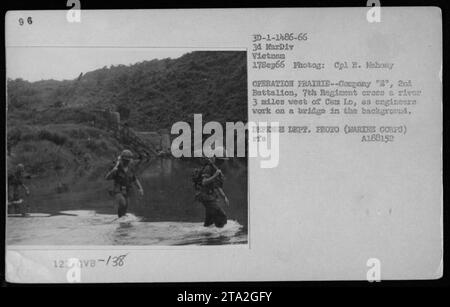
[7,51,248,131]
[7,51,247,201]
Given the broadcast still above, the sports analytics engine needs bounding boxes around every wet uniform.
[196,164,227,228]
[107,165,137,217]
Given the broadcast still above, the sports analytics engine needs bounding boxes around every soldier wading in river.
[7,163,31,216]
[105,149,144,218]
[193,154,229,228]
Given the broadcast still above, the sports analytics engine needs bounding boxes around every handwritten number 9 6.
[19,17,33,26]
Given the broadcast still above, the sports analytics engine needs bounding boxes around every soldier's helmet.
[120,149,134,161]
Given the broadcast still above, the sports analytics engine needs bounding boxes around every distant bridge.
[90,108,171,160]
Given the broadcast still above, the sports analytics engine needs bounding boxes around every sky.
[6,48,190,82]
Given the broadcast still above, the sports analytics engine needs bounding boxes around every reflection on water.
[7,211,247,245]
[7,159,248,246]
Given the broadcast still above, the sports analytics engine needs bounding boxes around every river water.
[7,159,248,246]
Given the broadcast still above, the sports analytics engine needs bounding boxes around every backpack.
[192,166,205,191]
[192,164,224,191]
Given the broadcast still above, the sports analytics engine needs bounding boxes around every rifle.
[207,159,229,206]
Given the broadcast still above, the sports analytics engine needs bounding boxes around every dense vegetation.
[7,51,247,196]
[7,51,247,130]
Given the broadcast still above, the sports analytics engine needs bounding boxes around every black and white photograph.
[3,5,444,285]
[6,48,248,246]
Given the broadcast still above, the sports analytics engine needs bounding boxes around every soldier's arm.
[134,178,144,191]
[215,187,229,206]
[202,169,222,186]
[21,182,30,194]
[134,178,144,195]
[105,168,117,180]
[105,160,120,180]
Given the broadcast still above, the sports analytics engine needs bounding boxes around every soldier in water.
[194,155,229,228]
[105,149,144,218]
[8,163,30,216]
